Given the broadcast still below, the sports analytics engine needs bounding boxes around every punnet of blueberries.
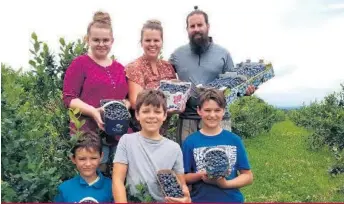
[103,101,131,120]
[158,81,191,94]
[157,171,184,198]
[204,148,230,179]
[158,80,191,111]
[236,61,266,78]
[205,77,245,90]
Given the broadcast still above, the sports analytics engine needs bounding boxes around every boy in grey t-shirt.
[112,89,191,203]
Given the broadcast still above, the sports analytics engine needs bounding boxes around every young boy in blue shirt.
[182,88,253,202]
[54,132,113,202]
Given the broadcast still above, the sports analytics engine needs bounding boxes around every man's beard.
[189,31,210,55]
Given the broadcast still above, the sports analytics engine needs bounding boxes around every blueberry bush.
[288,84,344,176]
[229,95,286,138]
[1,33,86,202]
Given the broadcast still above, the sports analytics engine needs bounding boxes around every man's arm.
[223,51,235,73]
[223,51,255,96]
[168,52,180,80]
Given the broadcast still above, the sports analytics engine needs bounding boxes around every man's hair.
[71,131,102,156]
[135,89,167,114]
[198,88,226,109]
[186,5,209,27]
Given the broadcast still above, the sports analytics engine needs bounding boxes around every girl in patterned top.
[62,11,130,175]
[125,20,177,134]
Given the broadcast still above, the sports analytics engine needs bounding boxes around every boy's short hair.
[71,131,102,156]
[135,89,167,114]
[198,88,226,109]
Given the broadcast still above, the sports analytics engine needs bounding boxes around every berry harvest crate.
[197,60,275,111]
[158,80,192,113]
[224,61,275,108]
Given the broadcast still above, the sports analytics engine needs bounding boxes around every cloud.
[0,0,343,107]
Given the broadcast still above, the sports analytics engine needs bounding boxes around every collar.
[141,55,163,67]
[78,169,104,189]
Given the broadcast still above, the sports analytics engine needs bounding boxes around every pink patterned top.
[63,54,128,133]
[125,55,176,89]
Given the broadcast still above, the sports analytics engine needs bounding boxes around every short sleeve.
[182,139,194,174]
[166,63,177,79]
[168,52,175,66]
[223,51,234,73]
[62,57,85,107]
[125,63,145,88]
[235,138,251,170]
[54,185,65,202]
[113,134,129,164]
[172,146,185,174]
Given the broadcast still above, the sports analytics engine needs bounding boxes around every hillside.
[242,120,344,202]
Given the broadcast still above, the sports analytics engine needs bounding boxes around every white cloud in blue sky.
[0,0,343,107]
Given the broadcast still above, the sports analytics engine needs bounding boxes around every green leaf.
[73,108,80,115]
[29,60,36,67]
[31,32,38,41]
[34,42,40,53]
[59,38,66,46]
[43,43,49,53]
[47,167,57,175]
[29,49,36,55]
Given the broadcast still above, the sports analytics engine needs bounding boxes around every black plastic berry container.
[157,169,184,198]
[204,148,230,179]
[102,100,131,137]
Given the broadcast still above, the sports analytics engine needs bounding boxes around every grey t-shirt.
[113,132,184,202]
[169,40,234,119]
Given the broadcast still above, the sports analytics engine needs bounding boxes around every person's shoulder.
[101,175,113,186]
[58,175,80,190]
[126,56,143,67]
[119,132,139,142]
[68,54,89,68]
[160,59,173,66]
[162,137,180,149]
[183,131,201,144]
[74,54,89,61]
[125,57,145,72]
[211,43,230,54]
[112,59,125,70]
[222,130,243,142]
[172,44,190,55]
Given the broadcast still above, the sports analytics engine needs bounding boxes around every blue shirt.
[182,130,251,202]
[54,171,113,203]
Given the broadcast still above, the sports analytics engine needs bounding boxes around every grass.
[241,120,344,202]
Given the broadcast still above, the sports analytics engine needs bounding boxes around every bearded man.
[169,6,255,144]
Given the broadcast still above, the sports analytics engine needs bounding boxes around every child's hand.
[197,169,207,177]
[216,177,229,188]
[165,185,191,203]
[201,174,219,185]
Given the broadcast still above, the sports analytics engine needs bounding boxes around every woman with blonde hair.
[63,11,130,175]
[126,19,177,134]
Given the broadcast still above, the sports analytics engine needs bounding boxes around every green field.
[241,120,344,202]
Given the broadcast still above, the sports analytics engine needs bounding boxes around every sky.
[1,0,344,107]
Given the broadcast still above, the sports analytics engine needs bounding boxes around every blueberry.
[158,82,190,94]
[157,172,184,198]
[204,149,230,178]
[104,102,130,120]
